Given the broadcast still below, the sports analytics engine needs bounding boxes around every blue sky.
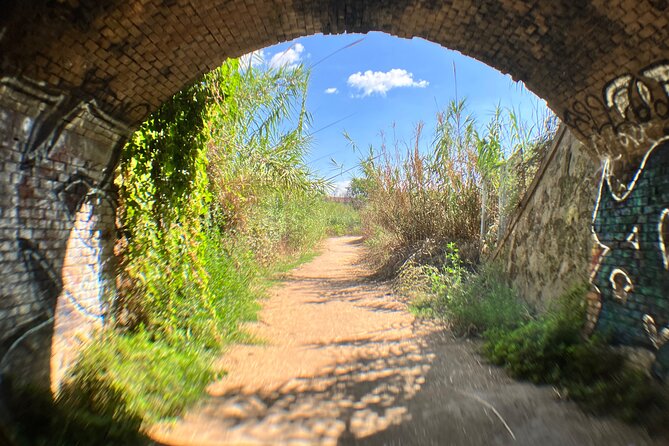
[242,32,552,195]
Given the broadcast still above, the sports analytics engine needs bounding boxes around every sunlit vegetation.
[10,58,359,445]
[351,99,556,279]
[350,99,668,431]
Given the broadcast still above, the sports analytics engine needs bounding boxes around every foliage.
[114,79,214,343]
[483,284,592,381]
[353,99,557,278]
[402,245,528,334]
[442,262,529,336]
[118,82,209,232]
[403,249,668,429]
[204,59,324,233]
[114,57,327,347]
[347,176,373,201]
[346,87,665,429]
[8,331,213,444]
[11,55,362,445]
[69,332,215,423]
[319,200,361,236]
[482,283,669,428]
[357,102,483,263]
[8,379,147,446]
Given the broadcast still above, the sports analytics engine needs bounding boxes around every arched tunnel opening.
[2,1,669,444]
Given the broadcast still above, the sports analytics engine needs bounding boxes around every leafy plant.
[14,54,359,445]
[8,377,147,445]
[443,262,529,335]
[402,245,528,335]
[483,283,669,428]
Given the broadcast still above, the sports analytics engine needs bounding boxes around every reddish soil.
[151,236,661,446]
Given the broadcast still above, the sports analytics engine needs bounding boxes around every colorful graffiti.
[589,136,669,379]
[564,60,669,158]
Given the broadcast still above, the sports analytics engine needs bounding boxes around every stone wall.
[0,78,123,391]
[497,127,669,379]
[495,127,599,308]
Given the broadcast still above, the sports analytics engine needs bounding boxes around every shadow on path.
[152,237,661,446]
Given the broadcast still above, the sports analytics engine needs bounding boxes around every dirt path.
[151,236,660,446]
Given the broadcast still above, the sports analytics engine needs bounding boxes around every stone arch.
[1,0,669,390]
[2,0,669,157]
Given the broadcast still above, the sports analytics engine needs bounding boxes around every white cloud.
[332,180,351,197]
[347,69,428,97]
[239,49,265,68]
[324,87,339,94]
[269,43,305,69]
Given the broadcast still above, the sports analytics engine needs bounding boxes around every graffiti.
[589,136,669,379]
[0,76,127,386]
[564,60,669,156]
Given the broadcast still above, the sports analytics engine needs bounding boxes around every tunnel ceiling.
[2,0,669,159]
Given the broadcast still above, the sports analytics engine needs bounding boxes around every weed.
[353,100,557,275]
[8,54,363,444]
[401,245,527,335]
[444,265,529,336]
[320,200,361,236]
[483,283,669,429]
[72,332,215,423]
[404,256,668,430]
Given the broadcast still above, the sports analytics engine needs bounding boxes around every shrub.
[70,332,214,423]
[400,244,528,335]
[406,259,668,429]
[443,262,529,335]
[483,283,669,428]
[320,200,361,236]
[8,375,146,445]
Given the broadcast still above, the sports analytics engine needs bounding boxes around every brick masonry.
[587,137,669,379]
[0,78,124,391]
[2,1,669,159]
[498,127,669,379]
[0,0,669,392]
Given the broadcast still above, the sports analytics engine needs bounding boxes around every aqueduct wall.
[1,0,669,390]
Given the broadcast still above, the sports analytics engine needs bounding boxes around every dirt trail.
[152,236,660,446]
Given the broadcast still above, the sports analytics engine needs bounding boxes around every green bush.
[118,225,258,349]
[443,262,528,335]
[9,331,215,444]
[483,283,668,428]
[320,200,361,236]
[9,376,146,446]
[407,258,668,429]
[241,194,359,265]
[71,332,214,423]
[402,245,528,335]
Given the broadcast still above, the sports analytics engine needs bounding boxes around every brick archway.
[2,1,669,157]
[1,0,669,390]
